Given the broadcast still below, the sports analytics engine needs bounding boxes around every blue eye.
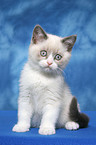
[55,54,62,61]
[40,50,47,57]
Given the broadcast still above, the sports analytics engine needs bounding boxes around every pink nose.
[47,61,52,66]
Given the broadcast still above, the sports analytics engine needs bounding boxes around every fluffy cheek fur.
[58,51,71,69]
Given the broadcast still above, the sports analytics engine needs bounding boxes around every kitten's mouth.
[43,65,54,72]
[46,65,52,68]
[40,64,57,73]
[45,66,52,70]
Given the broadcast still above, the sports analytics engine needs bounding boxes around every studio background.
[0,0,96,110]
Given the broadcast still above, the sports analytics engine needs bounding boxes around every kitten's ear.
[61,35,77,52]
[32,25,48,44]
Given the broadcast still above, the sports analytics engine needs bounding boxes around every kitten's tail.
[69,97,89,128]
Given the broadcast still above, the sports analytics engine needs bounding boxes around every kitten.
[12,25,89,135]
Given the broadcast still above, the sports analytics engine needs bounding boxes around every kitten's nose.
[47,61,52,66]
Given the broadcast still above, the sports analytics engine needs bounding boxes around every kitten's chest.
[28,70,53,103]
[29,69,58,92]
[30,71,49,91]
[23,64,64,104]
[29,71,51,111]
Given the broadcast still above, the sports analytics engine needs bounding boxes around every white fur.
[65,122,79,130]
[12,32,78,135]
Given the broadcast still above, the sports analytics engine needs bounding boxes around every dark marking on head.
[69,97,89,128]
[61,35,77,52]
[32,25,48,44]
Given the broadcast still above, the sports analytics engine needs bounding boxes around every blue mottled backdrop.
[0,0,96,110]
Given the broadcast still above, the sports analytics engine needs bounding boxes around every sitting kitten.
[12,25,89,135]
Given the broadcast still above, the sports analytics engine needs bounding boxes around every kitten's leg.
[39,103,60,135]
[12,96,33,132]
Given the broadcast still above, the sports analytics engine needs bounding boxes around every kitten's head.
[29,25,77,74]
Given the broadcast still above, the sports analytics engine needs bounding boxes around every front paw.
[12,123,30,132]
[39,126,55,135]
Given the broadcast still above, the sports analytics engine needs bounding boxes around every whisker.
[58,67,67,78]
[63,70,67,78]
[58,67,64,73]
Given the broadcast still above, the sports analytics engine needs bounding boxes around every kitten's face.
[29,25,77,74]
